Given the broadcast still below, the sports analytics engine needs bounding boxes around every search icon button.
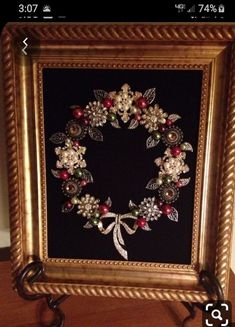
[211,309,222,321]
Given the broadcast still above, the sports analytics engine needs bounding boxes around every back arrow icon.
[22,38,28,55]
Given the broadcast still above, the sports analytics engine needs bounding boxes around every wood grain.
[0,261,234,327]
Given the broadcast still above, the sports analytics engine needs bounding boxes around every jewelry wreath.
[50,84,193,260]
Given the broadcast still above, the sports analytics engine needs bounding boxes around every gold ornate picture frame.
[1,23,235,302]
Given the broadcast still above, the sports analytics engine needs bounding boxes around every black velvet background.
[43,69,202,264]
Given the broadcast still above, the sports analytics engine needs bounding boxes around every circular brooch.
[50,84,193,260]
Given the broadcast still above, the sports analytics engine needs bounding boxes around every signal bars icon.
[187,5,195,12]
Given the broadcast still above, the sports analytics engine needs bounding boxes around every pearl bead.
[103,98,113,108]
[159,125,166,132]
[136,97,148,109]
[65,201,73,209]
[166,119,173,126]
[73,107,83,119]
[93,211,100,219]
[152,131,161,140]
[135,113,142,121]
[82,118,89,126]
[73,141,80,148]
[71,197,79,205]
[176,181,183,187]
[90,217,99,226]
[164,175,172,184]
[80,179,87,187]
[131,208,139,217]
[74,168,83,178]
[107,113,116,122]
[161,204,173,215]
[171,146,182,157]
[156,178,163,186]
[180,143,187,151]
[156,199,163,207]
[137,217,147,228]
[99,204,109,214]
[59,170,69,180]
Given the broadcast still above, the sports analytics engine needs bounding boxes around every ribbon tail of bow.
[117,225,125,246]
[113,224,128,260]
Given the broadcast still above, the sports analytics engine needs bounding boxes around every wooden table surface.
[0,261,234,327]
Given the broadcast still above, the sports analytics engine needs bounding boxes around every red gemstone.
[137,217,147,228]
[159,125,166,132]
[176,180,183,188]
[65,201,73,209]
[72,107,83,119]
[137,97,148,109]
[171,146,182,157]
[166,119,173,126]
[103,98,113,108]
[156,199,163,208]
[135,113,142,121]
[80,179,88,187]
[161,204,173,215]
[59,170,70,180]
[73,140,80,148]
[99,204,109,215]
[82,118,90,126]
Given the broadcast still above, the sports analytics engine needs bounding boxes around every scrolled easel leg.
[181,270,224,326]
[46,294,70,327]
[181,302,196,327]
[199,270,224,301]
[16,261,69,327]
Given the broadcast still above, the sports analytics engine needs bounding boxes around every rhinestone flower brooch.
[50,84,193,260]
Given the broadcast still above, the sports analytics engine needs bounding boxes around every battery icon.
[218,4,225,13]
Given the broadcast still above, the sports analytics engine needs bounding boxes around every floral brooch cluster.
[50,84,193,260]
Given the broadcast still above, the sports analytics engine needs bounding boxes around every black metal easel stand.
[16,261,69,327]
[16,261,224,327]
[181,270,224,327]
